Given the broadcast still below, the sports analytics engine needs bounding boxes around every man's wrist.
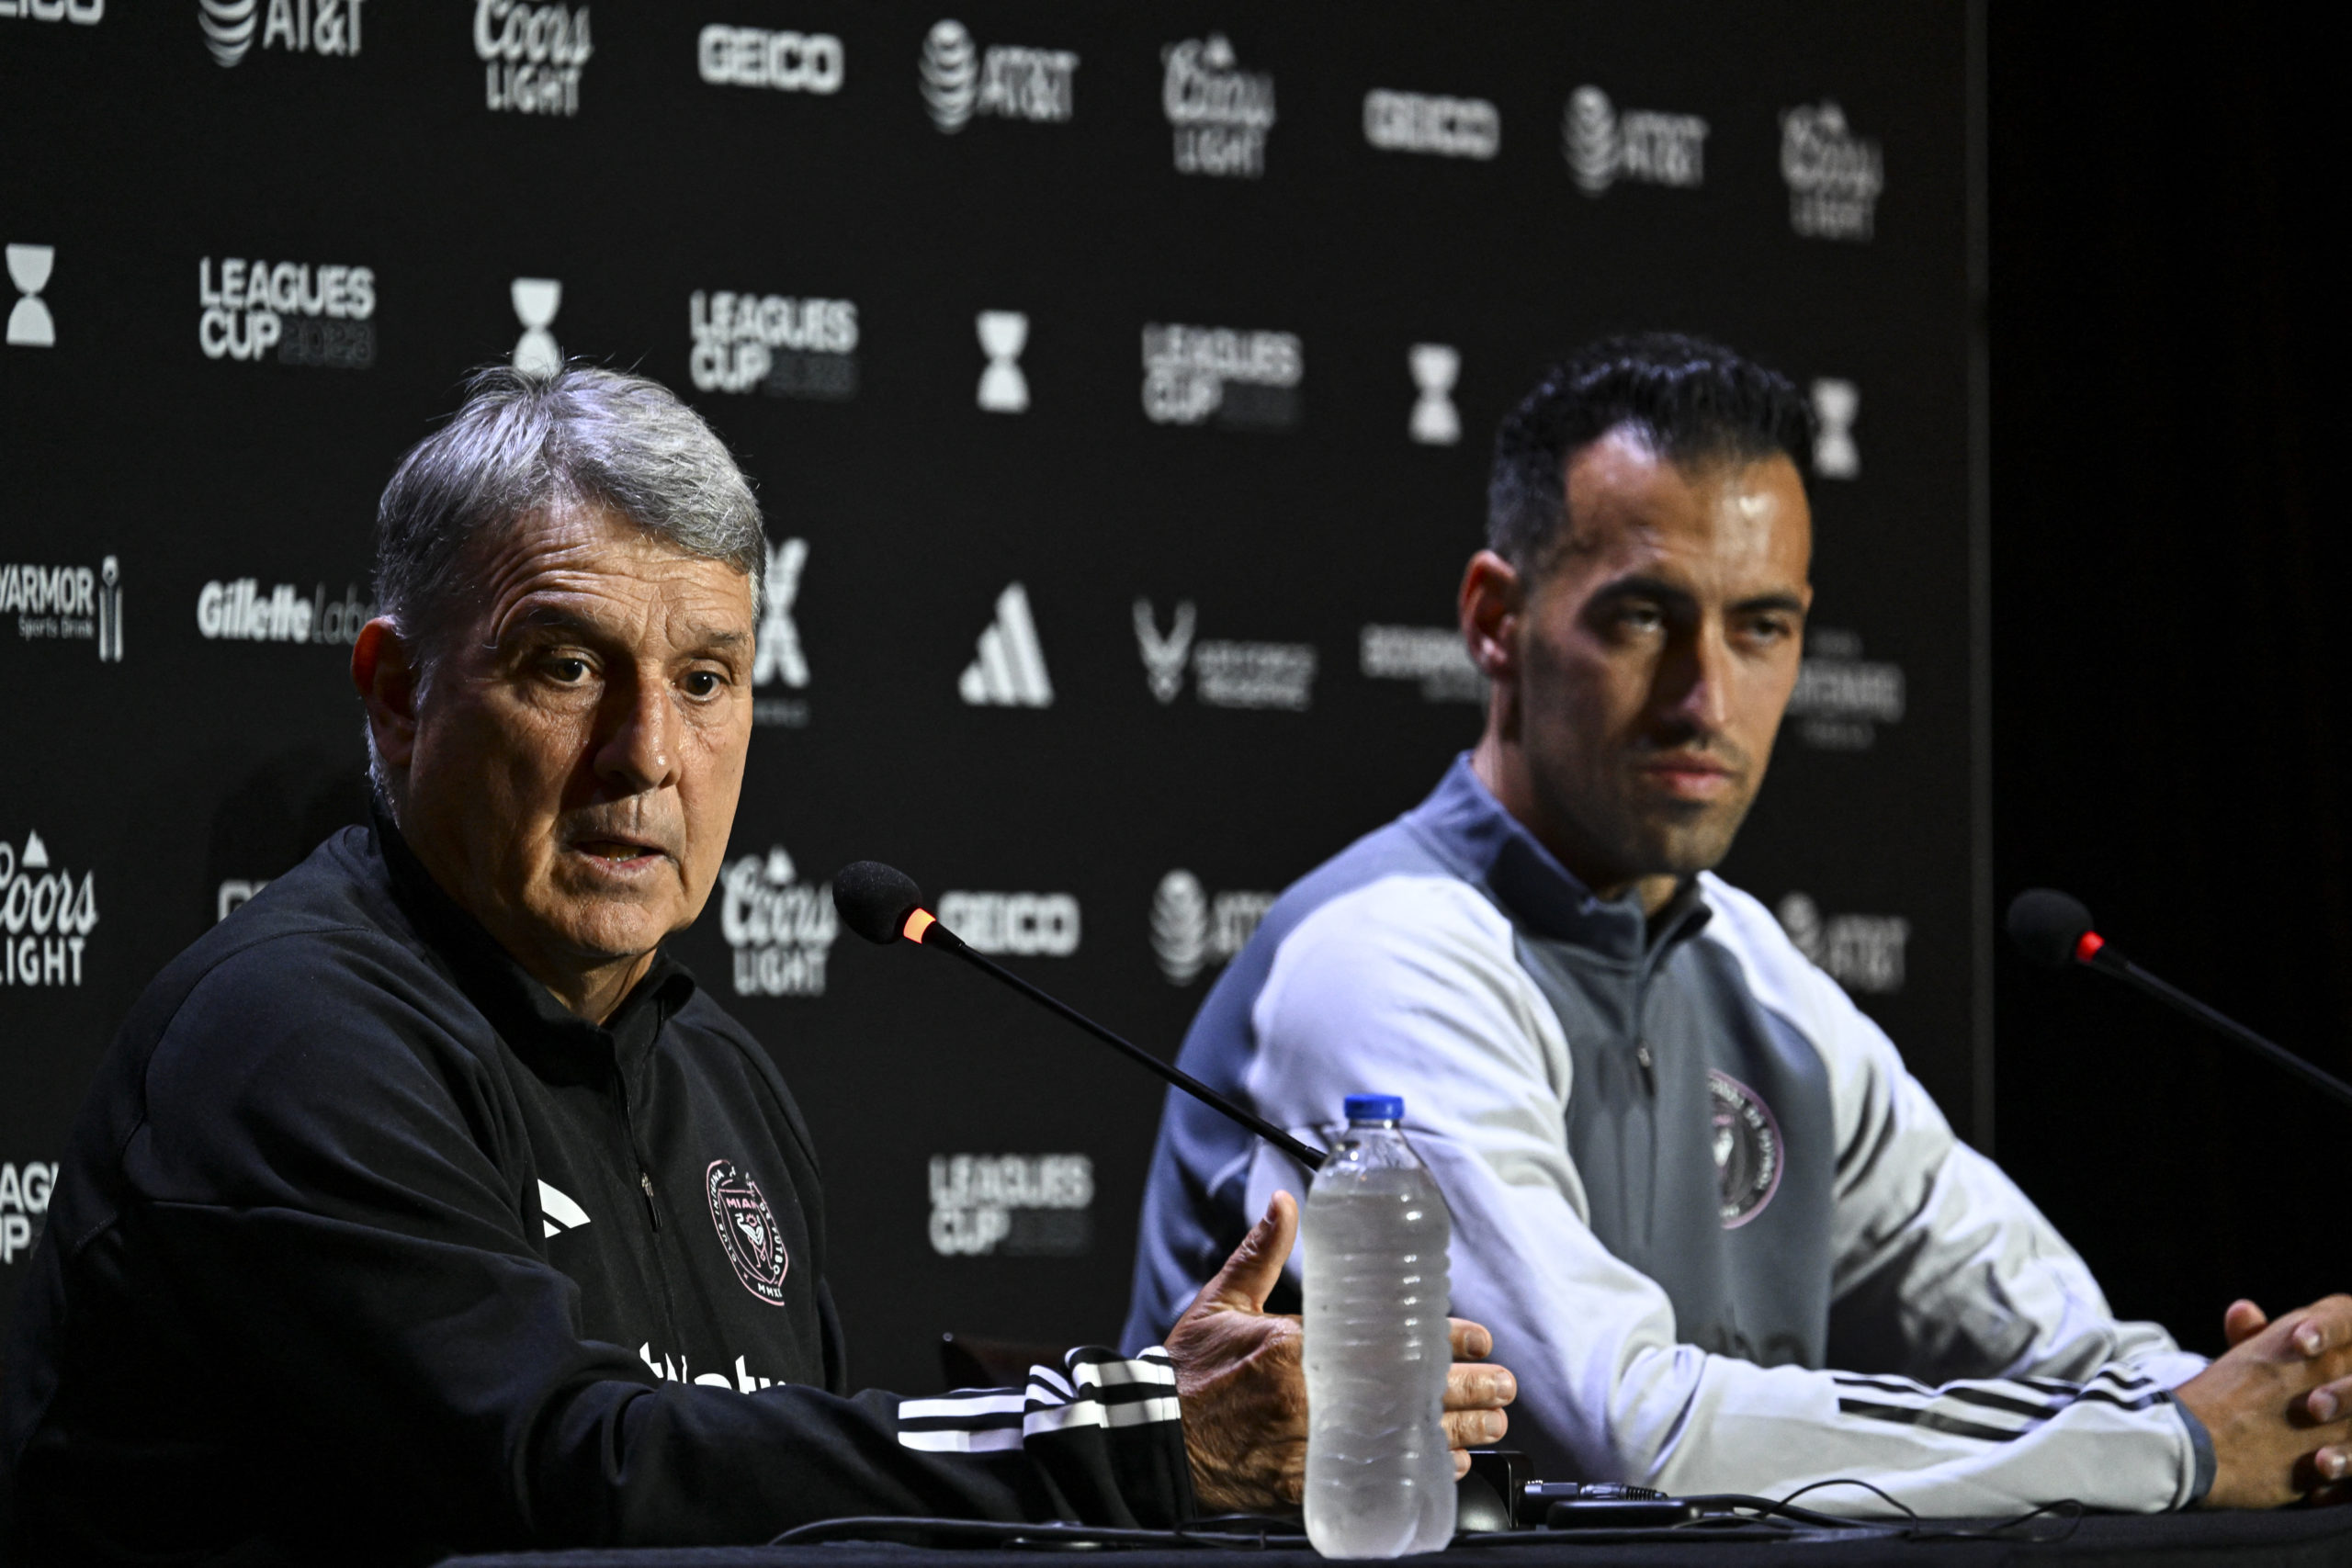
[2165,1391,2218,1508]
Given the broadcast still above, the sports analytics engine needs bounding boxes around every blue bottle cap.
[1344,1094,1405,1122]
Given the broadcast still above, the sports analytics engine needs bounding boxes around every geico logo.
[1363,89,1499,159]
[2,0,103,22]
[936,891,1080,956]
[0,563,96,617]
[474,0,589,65]
[2,1161,57,1266]
[698,26,842,94]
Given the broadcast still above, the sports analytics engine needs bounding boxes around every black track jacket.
[1,820,1193,1564]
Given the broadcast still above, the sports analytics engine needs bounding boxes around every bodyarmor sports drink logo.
[1781,102,1883,241]
[1776,892,1911,996]
[199,257,375,368]
[1787,626,1903,750]
[1408,343,1459,445]
[699,25,841,95]
[6,558,123,660]
[1149,870,1273,986]
[7,244,54,347]
[958,582,1052,707]
[477,1,592,117]
[921,19,1076,133]
[3,1,103,24]
[2,1161,57,1267]
[1162,33,1272,178]
[1133,598,1315,711]
[196,579,375,646]
[688,289,857,400]
[976,310,1027,412]
[706,1159,789,1304]
[1141,324,1301,431]
[937,891,1080,956]
[202,0,364,69]
[929,1153,1092,1257]
[1363,89,1498,159]
[720,845,837,997]
[1361,625,1483,704]
[1811,379,1860,479]
[1706,1071,1782,1228]
[1562,86,1707,195]
[752,537,809,729]
[512,277,560,374]
[1,831,97,988]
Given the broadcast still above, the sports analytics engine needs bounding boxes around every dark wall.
[2,2,1975,1397]
[1989,10,2352,1353]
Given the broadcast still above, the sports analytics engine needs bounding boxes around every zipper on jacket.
[638,1169,663,1231]
[1634,1041,1657,1096]
[613,1064,684,1352]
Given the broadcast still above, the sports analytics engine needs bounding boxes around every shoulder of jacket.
[1274,870,1518,973]
[1693,871,1887,1067]
[666,989,822,1169]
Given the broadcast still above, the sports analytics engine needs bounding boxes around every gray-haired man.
[0,367,1514,1565]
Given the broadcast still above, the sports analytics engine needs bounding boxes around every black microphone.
[2005,887,2352,1113]
[833,861,1327,1171]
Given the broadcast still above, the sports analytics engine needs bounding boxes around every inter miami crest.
[1707,1070,1783,1229]
[706,1159,790,1305]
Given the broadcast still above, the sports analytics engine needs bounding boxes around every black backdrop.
[2,2,1978,1396]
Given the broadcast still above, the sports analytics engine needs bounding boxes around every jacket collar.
[370,795,695,1082]
[1404,753,1712,966]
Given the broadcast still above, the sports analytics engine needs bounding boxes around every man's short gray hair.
[368,365,764,799]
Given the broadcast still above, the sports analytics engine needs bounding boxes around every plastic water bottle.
[1303,1094,1456,1558]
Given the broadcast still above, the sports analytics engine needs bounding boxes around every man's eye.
[546,657,591,683]
[684,670,724,698]
[1619,604,1665,631]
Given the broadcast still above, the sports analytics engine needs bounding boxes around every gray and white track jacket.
[1125,756,2213,1516]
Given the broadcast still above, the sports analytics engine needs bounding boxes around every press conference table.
[442,1506,2352,1568]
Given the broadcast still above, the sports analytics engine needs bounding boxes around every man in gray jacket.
[1126,333,2352,1515]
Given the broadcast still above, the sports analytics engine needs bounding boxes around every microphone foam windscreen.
[833,861,925,946]
[2007,887,2095,970]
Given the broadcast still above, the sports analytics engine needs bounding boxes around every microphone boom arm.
[2088,948,2352,1115]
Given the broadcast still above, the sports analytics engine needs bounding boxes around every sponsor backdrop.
[1,2,1977,1394]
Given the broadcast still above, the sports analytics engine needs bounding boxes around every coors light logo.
[1161,32,1272,178]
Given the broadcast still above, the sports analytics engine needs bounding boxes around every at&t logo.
[1781,101,1883,241]
[720,845,838,997]
[1,830,98,989]
[7,244,55,347]
[1149,870,1272,986]
[477,0,592,117]
[2,1161,57,1267]
[5,558,123,660]
[1162,33,1272,178]
[199,256,376,367]
[202,0,365,69]
[1776,892,1910,996]
[1562,85,1707,195]
[921,18,1076,133]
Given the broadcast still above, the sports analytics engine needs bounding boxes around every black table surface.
[441,1507,2352,1568]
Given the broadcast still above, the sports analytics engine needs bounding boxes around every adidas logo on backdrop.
[957,583,1052,707]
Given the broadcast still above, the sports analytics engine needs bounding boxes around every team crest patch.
[706,1159,790,1305]
[1707,1070,1782,1229]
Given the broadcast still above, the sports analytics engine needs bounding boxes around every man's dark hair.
[1487,333,1813,571]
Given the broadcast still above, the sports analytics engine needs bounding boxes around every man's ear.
[352,618,420,771]
[1459,550,1523,679]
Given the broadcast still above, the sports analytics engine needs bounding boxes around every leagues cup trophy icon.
[976,310,1029,412]
[1408,344,1461,446]
[7,245,56,347]
[511,278,563,376]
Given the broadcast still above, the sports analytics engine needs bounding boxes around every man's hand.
[1163,1191,1518,1512]
[2176,1294,2352,1507]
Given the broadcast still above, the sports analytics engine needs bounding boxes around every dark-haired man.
[1126,333,2352,1514]
[1,366,1513,1565]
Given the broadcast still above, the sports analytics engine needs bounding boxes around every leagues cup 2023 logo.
[706,1159,788,1304]
[199,257,375,368]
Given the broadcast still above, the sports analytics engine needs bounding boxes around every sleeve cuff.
[2165,1391,2217,1507]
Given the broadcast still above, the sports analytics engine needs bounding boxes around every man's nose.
[595,670,679,794]
[1658,625,1734,736]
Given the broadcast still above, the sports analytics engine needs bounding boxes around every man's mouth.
[571,836,669,865]
[1636,754,1739,801]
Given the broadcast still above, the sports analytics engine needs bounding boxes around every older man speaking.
[0,367,1512,1565]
